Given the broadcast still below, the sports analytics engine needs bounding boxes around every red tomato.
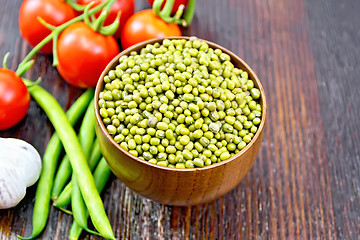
[77,0,134,39]
[18,0,76,54]
[0,69,30,130]
[56,22,120,88]
[121,9,181,49]
[147,0,189,14]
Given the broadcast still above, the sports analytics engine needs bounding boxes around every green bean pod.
[23,80,115,240]
[53,138,102,208]
[51,155,71,199]
[71,175,99,237]
[69,157,112,240]
[78,100,96,159]
[52,101,96,199]
[71,101,97,231]
[88,139,102,171]
[19,88,94,240]
[71,174,93,232]
[53,181,72,208]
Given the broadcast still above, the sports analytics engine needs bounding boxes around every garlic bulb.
[0,138,42,209]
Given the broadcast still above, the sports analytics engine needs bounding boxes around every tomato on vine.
[121,9,181,49]
[18,0,76,54]
[56,22,120,88]
[0,69,30,130]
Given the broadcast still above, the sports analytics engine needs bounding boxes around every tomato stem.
[92,0,118,33]
[153,0,174,23]
[64,0,87,12]
[162,0,174,17]
[173,4,185,25]
[152,0,196,27]
[17,60,35,77]
[183,0,196,26]
[99,12,121,36]
[93,11,107,32]
[15,0,114,77]
[52,32,60,66]
[2,52,9,69]
[37,16,56,31]
[83,2,95,28]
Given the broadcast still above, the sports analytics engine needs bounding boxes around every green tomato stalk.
[2,52,10,69]
[83,1,121,36]
[153,0,197,27]
[64,0,87,12]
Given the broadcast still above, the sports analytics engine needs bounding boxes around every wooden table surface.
[1,0,359,239]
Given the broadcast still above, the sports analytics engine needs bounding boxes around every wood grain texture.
[304,0,360,239]
[0,0,359,239]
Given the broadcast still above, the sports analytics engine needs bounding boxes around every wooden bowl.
[95,37,267,206]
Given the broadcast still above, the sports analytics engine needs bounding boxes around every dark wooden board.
[1,0,359,239]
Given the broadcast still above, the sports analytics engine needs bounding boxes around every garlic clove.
[0,138,42,209]
[0,138,41,186]
[0,168,27,209]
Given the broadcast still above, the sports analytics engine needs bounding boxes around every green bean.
[52,101,96,199]
[51,155,72,200]
[54,101,99,233]
[71,101,101,233]
[53,139,102,208]
[88,139,102,170]
[71,175,98,235]
[23,80,115,240]
[52,181,72,208]
[69,158,112,239]
[20,89,94,240]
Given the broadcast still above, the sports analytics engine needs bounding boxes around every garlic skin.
[0,138,42,209]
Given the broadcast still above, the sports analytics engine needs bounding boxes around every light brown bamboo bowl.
[95,37,267,206]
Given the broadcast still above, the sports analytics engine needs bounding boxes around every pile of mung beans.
[98,37,262,168]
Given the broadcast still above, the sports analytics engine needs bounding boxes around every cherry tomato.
[77,0,134,39]
[56,22,120,88]
[18,0,76,54]
[121,9,181,49]
[147,0,189,14]
[0,69,30,130]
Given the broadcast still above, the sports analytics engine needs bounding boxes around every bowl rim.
[95,36,267,172]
